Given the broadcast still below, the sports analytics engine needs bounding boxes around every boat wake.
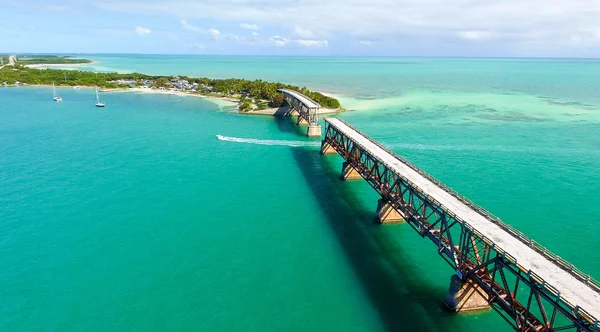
[216,135,320,148]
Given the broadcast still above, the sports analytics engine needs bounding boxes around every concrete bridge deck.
[277,88,320,109]
[325,118,600,325]
[277,88,322,137]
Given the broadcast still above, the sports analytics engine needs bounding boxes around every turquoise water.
[1,57,600,331]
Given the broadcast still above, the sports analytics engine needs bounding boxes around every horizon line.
[2,52,600,60]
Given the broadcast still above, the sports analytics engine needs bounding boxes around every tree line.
[0,66,341,109]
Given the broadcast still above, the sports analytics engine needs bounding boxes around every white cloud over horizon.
[93,0,600,55]
[4,0,600,55]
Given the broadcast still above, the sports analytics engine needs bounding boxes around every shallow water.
[2,56,599,331]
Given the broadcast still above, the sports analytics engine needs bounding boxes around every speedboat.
[95,87,105,107]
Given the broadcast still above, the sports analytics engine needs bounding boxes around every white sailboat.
[95,87,105,107]
[52,82,62,102]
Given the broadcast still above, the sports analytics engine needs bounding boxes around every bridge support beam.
[341,161,362,180]
[444,275,490,313]
[289,108,299,116]
[375,199,405,224]
[307,125,321,137]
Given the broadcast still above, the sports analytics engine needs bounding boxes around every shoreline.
[24,61,98,69]
[2,84,345,115]
[2,62,344,114]
[1,84,240,107]
[244,105,343,116]
[102,87,239,106]
[1,84,346,115]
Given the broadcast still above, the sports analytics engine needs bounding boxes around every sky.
[1,0,600,57]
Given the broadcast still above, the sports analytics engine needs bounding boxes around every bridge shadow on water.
[273,115,306,136]
[291,147,471,332]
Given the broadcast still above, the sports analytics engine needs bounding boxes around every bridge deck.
[278,88,320,109]
[326,118,600,320]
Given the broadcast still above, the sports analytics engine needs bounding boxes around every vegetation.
[202,78,340,109]
[1,55,92,65]
[0,64,342,111]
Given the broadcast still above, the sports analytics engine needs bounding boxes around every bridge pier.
[341,161,362,180]
[307,125,322,137]
[320,141,337,155]
[444,275,490,313]
[375,199,405,224]
[297,117,309,125]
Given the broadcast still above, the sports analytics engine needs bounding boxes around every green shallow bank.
[1,56,600,332]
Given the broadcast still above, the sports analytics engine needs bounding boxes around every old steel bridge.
[277,88,322,137]
[321,118,600,332]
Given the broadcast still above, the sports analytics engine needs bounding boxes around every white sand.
[25,62,98,69]
[103,87,239,106]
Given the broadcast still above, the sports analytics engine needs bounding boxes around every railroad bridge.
[321,118,600,332]
[277,88,322,137]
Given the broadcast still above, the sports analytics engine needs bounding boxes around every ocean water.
[1,56,599,331]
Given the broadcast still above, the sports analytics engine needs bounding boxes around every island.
[0,55,342,114]
[1,55,93,67]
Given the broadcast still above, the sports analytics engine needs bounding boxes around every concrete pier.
[375,199,405,224]
[321,117,600,330]
[444,275,490,313]
[297,117,309,125]
[307,125,322,137]
[278,89,322,137]
[341,161,362,180]
[320,142,337,155]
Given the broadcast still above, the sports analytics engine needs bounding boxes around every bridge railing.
[278,89,321,108]
[329,118,600,296]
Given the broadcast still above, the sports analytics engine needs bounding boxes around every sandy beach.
[102,87,239,107]
[2,84,343,115]
[245,105,342,116]
[24,61,98,69]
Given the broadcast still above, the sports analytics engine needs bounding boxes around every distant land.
[1,55,92,65]
[0,55,342,113]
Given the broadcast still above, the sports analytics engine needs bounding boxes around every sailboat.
[95,87,105,107]
[52,82,62,102]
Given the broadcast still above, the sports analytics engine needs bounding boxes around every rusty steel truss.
[278,89,320,126]
[321,119,600,332]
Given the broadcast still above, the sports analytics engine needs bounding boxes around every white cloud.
[293,26,318,39]
[180,21,239,41]
[181,20,201,32]
[252,32,259,36]
[97,0,600,55]
[135,26,152,36]
[240,23,259,30]
[209,28,221,38]
[458,31,495,40]
[359,40,373,46]
[295,39,328,47]
[269,36,290,46]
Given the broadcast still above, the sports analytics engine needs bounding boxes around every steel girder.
[321,122,600,332]
[281,92,319,125]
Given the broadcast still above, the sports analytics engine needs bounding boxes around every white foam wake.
[216,135,320,147]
